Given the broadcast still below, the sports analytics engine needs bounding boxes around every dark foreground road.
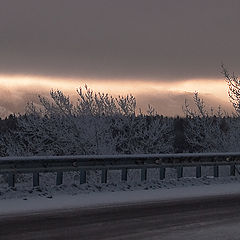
[1,194,240,240]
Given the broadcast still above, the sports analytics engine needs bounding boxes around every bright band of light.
[0,74,229,101]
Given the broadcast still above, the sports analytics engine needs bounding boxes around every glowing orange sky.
[0,74,233,117]
[0,74,229,99]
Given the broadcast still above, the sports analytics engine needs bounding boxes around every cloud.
[0,1,239,81]
[0,86,48,118]
[137,91,233,116]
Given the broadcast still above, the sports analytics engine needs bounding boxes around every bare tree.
[221,64,240,115]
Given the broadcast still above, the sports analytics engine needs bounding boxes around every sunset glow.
[0,75,229,100]
[0,74,232,117]
[0,1,238,117]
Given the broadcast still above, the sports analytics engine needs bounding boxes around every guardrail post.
[101,169,108,183]
[141,168,147,181]
[196,166,201,178]
[230,164,235,176]
[80,170,87,184]
[8,173,15,188]
[33,173,39,187]
[121,168,128,181]
[56,172,63,185]
[214,165,219,177]
[160,167,165,180]
[177,166,183,178]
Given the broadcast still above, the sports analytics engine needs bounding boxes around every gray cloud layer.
[0,0,239,80]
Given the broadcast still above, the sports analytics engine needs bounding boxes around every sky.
[0,0,239,117]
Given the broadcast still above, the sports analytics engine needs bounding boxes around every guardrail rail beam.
[1,152,240,188]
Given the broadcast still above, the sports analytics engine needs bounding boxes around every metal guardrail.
[1,152,240,188]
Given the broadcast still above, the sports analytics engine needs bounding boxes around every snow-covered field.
[1,166,240,215]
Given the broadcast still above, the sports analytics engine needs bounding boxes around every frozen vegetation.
[1,66,240,202]
[1,82,240,157]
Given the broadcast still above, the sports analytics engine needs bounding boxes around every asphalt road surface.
[1,194,240,240]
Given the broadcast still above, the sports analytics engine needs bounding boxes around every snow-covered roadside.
[1,167,240,216]
[1,179,240,216]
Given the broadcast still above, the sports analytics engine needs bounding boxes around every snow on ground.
[1,181,240,216]
[1,166,240,215]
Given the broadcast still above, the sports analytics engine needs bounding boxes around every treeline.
[0,112,238,156]
[0,86,239,157]
[1,65,239,157]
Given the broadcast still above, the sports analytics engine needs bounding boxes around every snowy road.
[1,194,240,240]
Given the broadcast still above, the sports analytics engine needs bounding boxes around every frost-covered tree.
[0,86,174,156]
[221,64,240,115]
[183,92,240,152]
[112,111,173,154]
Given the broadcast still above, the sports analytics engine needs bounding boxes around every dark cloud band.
[0,0,239,80]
